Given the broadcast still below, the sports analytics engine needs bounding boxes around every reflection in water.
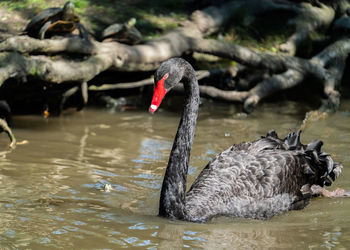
[134,138,172,163]
[0,100,349,248]
[155,221,350,249]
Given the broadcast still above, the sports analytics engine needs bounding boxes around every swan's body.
[150,58,342,222]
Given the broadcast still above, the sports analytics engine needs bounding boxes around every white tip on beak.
[149,104,158,114]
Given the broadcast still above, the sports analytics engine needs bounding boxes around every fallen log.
[0,0,349,114]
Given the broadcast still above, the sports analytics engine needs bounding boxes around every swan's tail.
[265,130,343,187]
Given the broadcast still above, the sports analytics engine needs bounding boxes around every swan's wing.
[188,146,301,199]
[184,131,342,221]
[185,147,302,221]
[189,130,342,197]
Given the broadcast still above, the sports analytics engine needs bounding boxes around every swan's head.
[149,58,186,113]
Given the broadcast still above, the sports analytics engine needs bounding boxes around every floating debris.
[102,183,113,193]
[301,110,328,130]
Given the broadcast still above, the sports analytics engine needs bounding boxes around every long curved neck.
[159,67,199,220]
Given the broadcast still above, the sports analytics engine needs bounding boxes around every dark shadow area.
[0,0,194,39]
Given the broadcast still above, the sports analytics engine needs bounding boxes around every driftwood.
[0,118,16,148]
[88,70,211,91]
[279,1,336,55]
[1,0,350,115]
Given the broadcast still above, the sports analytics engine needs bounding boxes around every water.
[0,98,350,249]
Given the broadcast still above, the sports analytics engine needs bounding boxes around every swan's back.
[184,130,342,222]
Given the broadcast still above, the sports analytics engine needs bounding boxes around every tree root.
[0,0,349,114]
[279,1,336,55]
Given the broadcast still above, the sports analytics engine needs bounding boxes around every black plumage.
[150,58,342,222]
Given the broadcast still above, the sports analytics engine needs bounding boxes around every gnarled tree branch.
[0,0,349,114]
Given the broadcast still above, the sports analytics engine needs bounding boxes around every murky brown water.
[0,98,349,249]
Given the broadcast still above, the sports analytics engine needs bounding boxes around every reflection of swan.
[156,219,281,249]
[150,58,343,222]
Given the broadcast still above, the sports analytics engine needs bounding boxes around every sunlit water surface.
[0,99,350,249]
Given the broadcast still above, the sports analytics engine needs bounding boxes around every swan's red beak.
[149,74,168,114]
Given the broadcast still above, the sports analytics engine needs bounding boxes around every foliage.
[0,0,188,37]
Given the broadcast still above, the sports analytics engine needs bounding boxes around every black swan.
[149,58,345,222]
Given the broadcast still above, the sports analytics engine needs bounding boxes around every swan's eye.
[163,73,169,80]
